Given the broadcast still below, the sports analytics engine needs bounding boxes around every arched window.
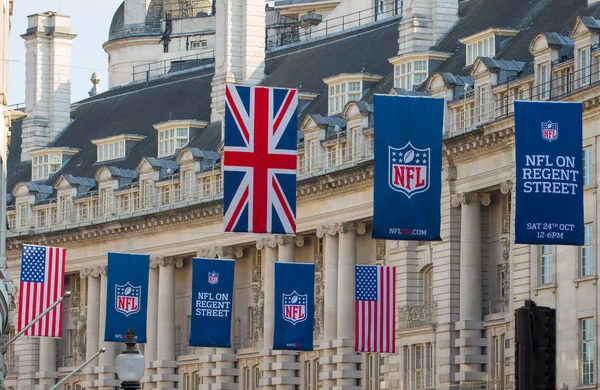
[422,266,433,305]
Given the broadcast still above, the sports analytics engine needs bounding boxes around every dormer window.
[92,134,145,163]
[459,28,519,66]
[30,148,79,181]
[159,127,189,157]
[153,120,208,158]
[389,52,451,91]
[323,74,383,115]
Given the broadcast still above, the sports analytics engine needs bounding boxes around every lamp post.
[115,328,145,390]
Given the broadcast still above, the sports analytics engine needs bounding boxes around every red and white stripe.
[18,246,66,338]
[355,266,396,353]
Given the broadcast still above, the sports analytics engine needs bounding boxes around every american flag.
[355,265,396,353]
[18,245,66,338]
[223,84,298,234]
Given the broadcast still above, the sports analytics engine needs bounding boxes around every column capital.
[500,180,513,195]
[150,255,163,269]
[79,265,106,279]
[451,192,491,207]
[155,257,184,268]
[198,245,244,259]
[337,222,366,235]
[256,236,278,250]
[275,235,304,247]
[316,225,340,238]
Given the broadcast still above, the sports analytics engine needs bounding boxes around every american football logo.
[124,287,132,295]
[404,150,415,163]
[291,295,298,304]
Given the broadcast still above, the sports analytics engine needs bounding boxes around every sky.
[9,0,124,105]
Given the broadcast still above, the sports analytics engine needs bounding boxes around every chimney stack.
[398,0,458,54]
[210,0,266,123]
[20,12,76,161]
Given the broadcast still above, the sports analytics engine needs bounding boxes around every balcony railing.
[267,0,402,50]
[8,141,375,236]
[397,302,436,329]
[445,54,600,137]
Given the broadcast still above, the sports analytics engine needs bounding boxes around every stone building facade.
[6,0,600,389]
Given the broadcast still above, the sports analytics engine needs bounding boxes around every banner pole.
[1,291,71,354]
[49,348,106,390]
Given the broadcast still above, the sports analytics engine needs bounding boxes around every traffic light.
[515,300,556,390]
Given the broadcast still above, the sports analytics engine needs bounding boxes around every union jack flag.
[223,85,298,234]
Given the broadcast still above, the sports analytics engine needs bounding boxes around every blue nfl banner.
[189,258,235,347]
[273,262,314,351]
[372,95,443,241]
[515,101,584,245]
[105,252,150,343]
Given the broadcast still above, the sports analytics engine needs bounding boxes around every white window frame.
[478,84,491,121]
[309,140,320,171]
[60,196,71,222]
[158,127,189,158]
[191,40,207,49]
[466,36,496,65]
[423,266,433,305]
[580,47,591,87]
[538,63,550,100]
[184,171,196,198]
[414,345,424,390]
[351,128,363,158]
[582,223,594,277]
[583,147,594,186]
[18,203,28,228]
[394,60,428,90]
[32,154,62,181]
[101,188,112,215]
[97,140,126,162]
[328,81,362,115]
[581,318,595,385]
[539,245,554,285]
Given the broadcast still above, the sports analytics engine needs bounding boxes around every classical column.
[257,237,279,347]
[337,222,365,339]
[38,338,57,388]
[317,225,339,341]
[155,257,183,389]
[451,192,490,378]
[143,260,160,388]
[98,266,118,390]
[82,267,102,386]
[276,235,299,263]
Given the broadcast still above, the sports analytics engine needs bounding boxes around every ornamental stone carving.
[376,240,386,266]
[256,236,278,250]
[337,222,366,235]
[198,246,244,259]
[501,237,510,260]
[450,192,491,207]
[316,224,339,238]
[500,180,513,195]
[157,257,184,268]
[313,252,324,338]
[443,166,457,182]
[150,255,163,269]
[79,265,106,279]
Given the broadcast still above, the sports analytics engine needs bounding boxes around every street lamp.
[115,328,145,390]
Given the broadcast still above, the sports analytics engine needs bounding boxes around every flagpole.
[1,291,71,354]
[49,348,105,390]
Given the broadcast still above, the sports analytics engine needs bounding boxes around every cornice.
[296,163,374,201]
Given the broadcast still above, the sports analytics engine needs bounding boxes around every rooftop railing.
[131,50,215,82]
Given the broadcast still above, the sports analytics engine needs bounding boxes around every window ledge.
[584,183,598,193]
[533,283,557,295]
[574,275,598,287]
[574,385,598,390]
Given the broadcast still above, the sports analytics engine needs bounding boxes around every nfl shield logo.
[115,282,141,317]
[282,291,307,325]
[541,120,559,142]
[208,272,219,285]
[388,142,431,198]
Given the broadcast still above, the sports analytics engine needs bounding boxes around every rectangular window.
[582,318,595,385]
[61,196,71,222]
[297,152,305,174]
[254,366,260,389]
[582,223,594,277]
[305,360,312,389]
[243,367,250,390]
[32,154,62,181]
[101,189,112,215]
[581,47,591,86]
[539,245,554,285]
[38,209,47,228]
[352,128,363,157]
[119,194,130,213]
[18,203,28,228]
[185,171,195,197]
[216,174,222,193]
[158,127,189,157]
[328,81,362,114]
[415,345,424,389]
[203,177,212,196]
[396,60,429,90]
[191,40,207,49]
[310,140,319,171]
[143,180,153,206]
[539,63,550,99]
[97,141,126,162]
[479,85,491,121]
[583,147,594,186]
[79,202,89,220]
[67,329,76,356]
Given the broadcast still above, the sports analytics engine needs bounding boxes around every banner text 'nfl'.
[105,252,150,343]
[189,258,235,348]
[515,101,584,245]
[273,262,315,351]
[372,95,443,241]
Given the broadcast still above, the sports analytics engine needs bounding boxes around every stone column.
[37,338,57,389]
[143,261,160,388]
[337,222,365,339]
[335,222,365,388]
[98,266,118,390]
[451,192,490,381]
[276,236,298,263]
[155,257,183,389]
[317,225,339,341]
[257,237,279,347]
[82,267,102,387]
